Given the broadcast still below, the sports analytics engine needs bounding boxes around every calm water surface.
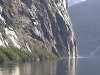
[0,57,100,75]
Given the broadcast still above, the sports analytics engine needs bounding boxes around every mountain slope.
[0,0,77,61]
[68,0,100,55]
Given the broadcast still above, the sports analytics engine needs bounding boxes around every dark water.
[0,57,100,75]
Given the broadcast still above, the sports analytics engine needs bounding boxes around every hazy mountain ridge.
[68,0,100,55]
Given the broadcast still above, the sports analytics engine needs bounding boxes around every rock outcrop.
[0,0,77,58]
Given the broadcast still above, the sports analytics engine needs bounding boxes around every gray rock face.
[0,0,77,58]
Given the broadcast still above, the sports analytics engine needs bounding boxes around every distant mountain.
[68,0,87,7]
[68,0,100,56]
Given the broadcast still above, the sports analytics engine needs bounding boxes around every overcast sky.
[68,0,87,7]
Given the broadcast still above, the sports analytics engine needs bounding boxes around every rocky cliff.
[0,0,77,60]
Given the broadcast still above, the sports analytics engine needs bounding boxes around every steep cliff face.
[0,0,77,58]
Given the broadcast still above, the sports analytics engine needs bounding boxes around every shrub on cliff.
[0,46,57,62]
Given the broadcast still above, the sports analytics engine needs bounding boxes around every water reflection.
[0,58,77,75]
[56,58,77,75]
[0,63,20,75]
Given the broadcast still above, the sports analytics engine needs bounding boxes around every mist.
[68,0,100,56]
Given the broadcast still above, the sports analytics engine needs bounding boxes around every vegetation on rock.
[0,46,57,62]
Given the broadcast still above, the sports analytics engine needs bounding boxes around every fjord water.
[0,57,100,75]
